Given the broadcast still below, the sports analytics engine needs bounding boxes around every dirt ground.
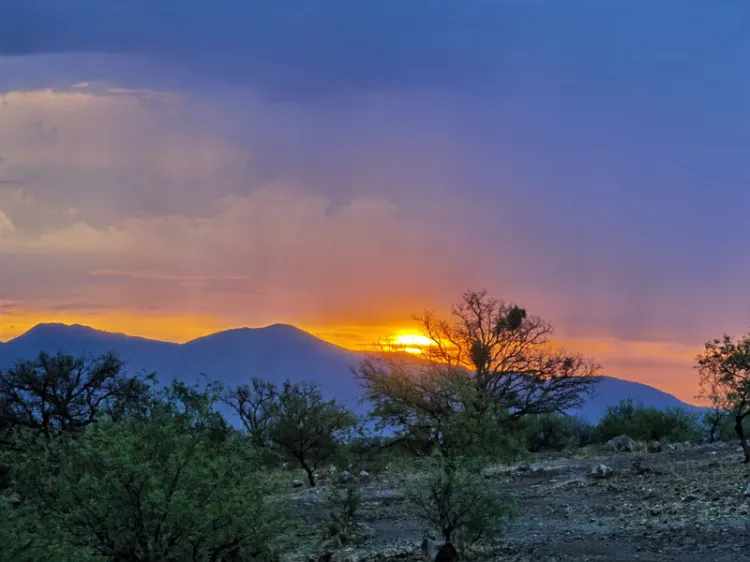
[283,441,750,562]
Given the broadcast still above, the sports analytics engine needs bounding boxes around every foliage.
[325,484,361,544]
[267,380,357,486]
[0,351,150,451]
[403,457,516,551]
[5,381,287,561]
[520,414,595,452]
[356,289,600,459]
[594,399,702,444]
[697,333,750,462]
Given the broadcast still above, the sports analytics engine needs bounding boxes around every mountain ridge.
[0,322,703,422]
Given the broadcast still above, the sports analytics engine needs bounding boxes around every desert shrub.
[403,457,516,552]
[594,399,702,443]
[5,381,288,561]
[325,483,361,545]
[520,414,595,452]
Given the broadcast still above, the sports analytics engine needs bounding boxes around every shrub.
[403,458,516,553]
[594,399,702,444]
[6,381,287,561]
[325,484,361,545]
[520,414,595,452]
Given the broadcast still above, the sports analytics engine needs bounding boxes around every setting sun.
[377,332,436,354]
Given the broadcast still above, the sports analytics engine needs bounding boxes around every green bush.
[403,457,517,553]
[519,414,595,452]
[594,399,703,443]
[5,381,288,561]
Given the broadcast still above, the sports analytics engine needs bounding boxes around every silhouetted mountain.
[0,323,702,421]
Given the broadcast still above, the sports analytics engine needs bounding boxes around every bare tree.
[221,378,278,448]
[356,290,600,455]
[697,333,750,462]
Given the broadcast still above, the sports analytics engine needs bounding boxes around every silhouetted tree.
[221,377,278,448]
[0,351,150,450]
[697,333,750,462]
[356,289,600,457]
[268,381,356,486]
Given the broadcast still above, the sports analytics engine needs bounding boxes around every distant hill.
[0,323,702,422]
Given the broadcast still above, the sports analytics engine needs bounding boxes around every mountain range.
[0,323,702,422]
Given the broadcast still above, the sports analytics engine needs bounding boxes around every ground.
[282,441,750,562]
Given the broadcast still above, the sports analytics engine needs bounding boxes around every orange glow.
[0,309,232,343]
[0,309,706,406]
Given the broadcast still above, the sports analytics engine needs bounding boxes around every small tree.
[0,351,150,450]
[703,405,727,443]
[221,378,278,448]
[268,381,356,486]
[697,334,750,463]
[404,458,516,554]
[325,484,361,545]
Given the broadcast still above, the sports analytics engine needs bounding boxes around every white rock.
[591,464,614,479]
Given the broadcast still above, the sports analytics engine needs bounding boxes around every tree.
[356,289,600,457]
[5,381,286,561]
[697,333,750,463]
[0,351,150,450]
[703,405,727,443]
[268,381,356,487]
[221,378,278,449]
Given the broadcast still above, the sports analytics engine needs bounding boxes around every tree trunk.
[302,462,316,487]
[734,414,750,463]
[709,416,721,443]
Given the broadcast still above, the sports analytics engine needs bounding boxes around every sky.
[0,1,749,402]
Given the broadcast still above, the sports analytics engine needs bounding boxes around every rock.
[340,471,353,484]
[607,435,637,453]
[591,464,614,479]
[531,463,545,473]
[517,462,532,472]
[358,470,370,480]
[743,484,750,497]
[647,441,663,453]
[331,549,358,562]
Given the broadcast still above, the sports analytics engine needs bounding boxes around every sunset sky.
[1,2,749,403]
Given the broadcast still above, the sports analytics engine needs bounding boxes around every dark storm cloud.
[3,1,746,101]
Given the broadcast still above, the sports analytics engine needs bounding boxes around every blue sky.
[0,1,749,399]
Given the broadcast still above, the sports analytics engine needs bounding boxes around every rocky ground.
[282,441,750,562]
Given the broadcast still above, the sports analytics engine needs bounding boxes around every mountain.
[0,323,364,410]
[0,323,701,422]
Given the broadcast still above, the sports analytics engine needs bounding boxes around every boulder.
[647,441,662,453]
[607,435,637,453]
[292,479,305,488]
[340,470,353,484]
[591,464,614,479]
[516,462,532,472]
[358,470,370,480]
